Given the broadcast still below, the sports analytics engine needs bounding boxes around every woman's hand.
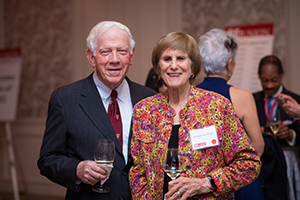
[165,177,213,200]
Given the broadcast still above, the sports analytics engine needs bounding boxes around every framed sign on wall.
[225,23,274,93]
[0,48,22,122]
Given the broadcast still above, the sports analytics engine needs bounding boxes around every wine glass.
[270,109,280,139]
[164,148,182,180]
[92,139,115,193]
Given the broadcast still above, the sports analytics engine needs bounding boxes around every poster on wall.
[0,49,22,121]
[225,23,274,93]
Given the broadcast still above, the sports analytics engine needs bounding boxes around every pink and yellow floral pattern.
[129,86,261,199]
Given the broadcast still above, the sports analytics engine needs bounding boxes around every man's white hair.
[86,21,135,56]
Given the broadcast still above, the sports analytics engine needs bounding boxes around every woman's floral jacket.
[129,86,261,199]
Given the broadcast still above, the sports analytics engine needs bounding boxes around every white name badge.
[189,125,219,150]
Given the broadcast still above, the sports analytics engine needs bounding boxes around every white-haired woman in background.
[196,28,265,200]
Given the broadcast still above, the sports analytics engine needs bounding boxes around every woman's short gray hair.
[198,28,238,75]
[86,21,135,56]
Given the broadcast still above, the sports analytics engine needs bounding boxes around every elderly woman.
[129,32,261,199]
[196,28,265,199]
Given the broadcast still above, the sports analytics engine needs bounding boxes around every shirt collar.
[93,72,127,103]
[264,84,283,98]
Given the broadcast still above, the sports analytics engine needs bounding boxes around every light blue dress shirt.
[93,72,133,164]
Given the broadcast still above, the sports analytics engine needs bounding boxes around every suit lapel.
[257,92,267,126]
[127,76,145,105]
[79,74,123,157]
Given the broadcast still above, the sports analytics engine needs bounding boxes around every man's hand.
[276,122,292,141]
[279,94,300,118]
[76,160,107,185]
[261,126,273,136]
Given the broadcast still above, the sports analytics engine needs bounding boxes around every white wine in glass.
[270,109,280,139]
[95,160,114,165]
[92,139,115,193]
[270,122,280,137]
[164,148,182,180]
[164,169,182,180]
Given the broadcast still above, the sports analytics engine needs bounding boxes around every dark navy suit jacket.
[253,86,300,199]
[38,73,156,200]
[253,86,300,147]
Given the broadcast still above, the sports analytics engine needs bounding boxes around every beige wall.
[71,0,182,85]
[0,0,3,49]
[0,0,299,197]
[286,0,300,94]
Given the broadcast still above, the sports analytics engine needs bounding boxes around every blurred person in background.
[253,55,300,200]
[145,67,167,92]
[196,28,264,200]
[253,55,300,144]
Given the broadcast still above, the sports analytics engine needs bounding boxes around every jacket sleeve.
[129,103,152,199]
[210,100,262,195]
[37,90,81,192]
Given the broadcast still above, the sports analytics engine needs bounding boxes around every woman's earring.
[228,73,231,77]
[158,76,162,80]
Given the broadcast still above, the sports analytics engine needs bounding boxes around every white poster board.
[225,23,274,93]
[0,49,22,121]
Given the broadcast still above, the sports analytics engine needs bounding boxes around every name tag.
[189,125,219,150]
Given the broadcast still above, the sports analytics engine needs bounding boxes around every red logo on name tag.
[212,139,217,144]
[194,142,206,148]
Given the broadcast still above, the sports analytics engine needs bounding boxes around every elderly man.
[38,21,156,200]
